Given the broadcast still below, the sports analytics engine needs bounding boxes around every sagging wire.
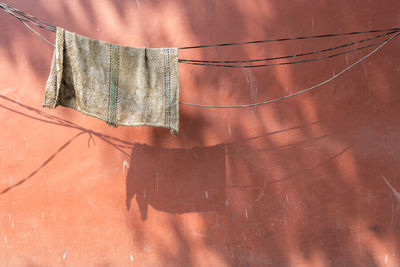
[179,32,400,108]
[1,2,399,108]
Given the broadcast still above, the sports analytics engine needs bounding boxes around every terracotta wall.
[1,0,400,266]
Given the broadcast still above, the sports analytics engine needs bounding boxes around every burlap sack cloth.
[43,27,179,135]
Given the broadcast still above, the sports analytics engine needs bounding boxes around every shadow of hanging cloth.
[126,143,227,220]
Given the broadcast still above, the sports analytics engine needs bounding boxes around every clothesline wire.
[179,31,396,64]
[15,14,398,69]
[178,33,397,68]
[0,3,56,47]
[1,2,399,108]
[178,28,400,49]
[1,2,399,50]
[0,3,56,32]
[20,19,55,48]
[8,9,400,70]
[4,2,397,70]
[179,32,400,108]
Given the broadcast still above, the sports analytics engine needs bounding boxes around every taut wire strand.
[179,31,396,64]
[179,32,400,108]
[20,20,55,48]
[1,2,399,108]
[178,33,397,68]
[178,28,400,49]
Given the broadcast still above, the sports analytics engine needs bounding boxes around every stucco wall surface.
[1,0,400,266]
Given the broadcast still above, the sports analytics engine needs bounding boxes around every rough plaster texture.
[0,0,400,266]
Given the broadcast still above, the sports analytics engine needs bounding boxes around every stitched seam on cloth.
[53,67,57,106]
[111,44,115,125]
[166,48,171,130]
[163,48,167,126]
[107,43,112,124]
[52,43,57,105]
[53,29,59,105]
[43,27,179,135]
[114,45,120,124]
[109,44,118,126]
[163,48,172,130]
[53,27,64,107]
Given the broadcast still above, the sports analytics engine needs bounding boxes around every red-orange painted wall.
[1,0,400,266]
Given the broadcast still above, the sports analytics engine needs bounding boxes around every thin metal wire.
[20,20,55,48]
[14,14,397,70]
[1,2,399,108]
[1,1,399,51]
[179,31,396,64]
[8,2,395,71]
[178,34,396,68]
[178,28,400,50]
[179,32,400,108]
[0,3,56,32]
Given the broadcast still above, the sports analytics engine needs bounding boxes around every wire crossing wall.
[0,0,400,266]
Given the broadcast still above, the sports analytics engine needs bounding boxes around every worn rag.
[43,27,179,135]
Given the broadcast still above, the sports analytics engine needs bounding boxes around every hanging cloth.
[43,27,180,135]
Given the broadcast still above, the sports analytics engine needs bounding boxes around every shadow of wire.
[0,93,136,195]
[0,93,324,197]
